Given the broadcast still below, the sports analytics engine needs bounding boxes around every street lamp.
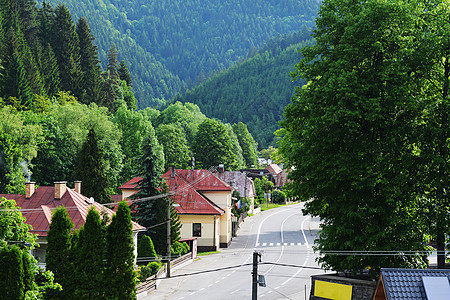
[167,198,180,278]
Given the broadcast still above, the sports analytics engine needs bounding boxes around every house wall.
[202,191,230,210]
[122,189,137,200]
[202,191,232,247]
[179,215,220,252]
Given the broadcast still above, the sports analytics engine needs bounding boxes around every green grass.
[260,203,284,211]
[197,251,220,256]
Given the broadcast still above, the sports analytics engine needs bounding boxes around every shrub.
[171,241,190,257]
[271,190,286,204]
[138,262,161,282]
[138,235,157,262]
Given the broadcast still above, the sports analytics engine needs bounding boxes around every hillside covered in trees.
[175,31,315,148]
[0,1,259,197]
[46,0,321,108]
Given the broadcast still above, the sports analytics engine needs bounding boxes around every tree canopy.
[278,0,433,275]
[193,118,237,170]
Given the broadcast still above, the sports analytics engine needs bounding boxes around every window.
[193,223,201,237]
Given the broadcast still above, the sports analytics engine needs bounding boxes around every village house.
[119,168,233,252]
[212,165,256,212]
[0,181,145,268]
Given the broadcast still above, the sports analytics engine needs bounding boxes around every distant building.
[265,163,293,188]
[0,181,145,269]
[213,166,256,212]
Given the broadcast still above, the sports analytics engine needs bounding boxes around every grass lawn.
[260,203,284,211]
[259,201,299,211]
[197,251,220,256]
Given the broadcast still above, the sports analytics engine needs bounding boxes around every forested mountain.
[46,0,321,108]
[174,31,315,148]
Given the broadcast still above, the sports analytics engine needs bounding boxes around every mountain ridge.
[47,0,321,108]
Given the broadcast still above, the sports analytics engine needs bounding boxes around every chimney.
[218,164,224,173]
[170,166,176,178]
[74,181,81,193]
[54,181,67,200]
[25,182,35,198]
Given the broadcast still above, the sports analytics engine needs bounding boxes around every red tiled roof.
[165,169,228,215]
[119,169,230,215]
[0,186,145,237]
[162,169,232,192]
[118,177,142,190]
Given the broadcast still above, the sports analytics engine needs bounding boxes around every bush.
[138,235,157,262]
[138,262,161,282]
[171,241,190,257]
[271,190,286,204]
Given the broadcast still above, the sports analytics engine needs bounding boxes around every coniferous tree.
[0,245,25,299]
[74,128,110,204]
[52,4,82,99]
[41,43,60,97]
[76,17,101,104]
[131,124,165,228]
[149,183,181,255]
[1,25,33,107]
[46,206,74,299]
[106,201,136,300]
[102,44,120,108]
[137,235,157,260]
[37,0,55,47]
[74,207,104,299]
[118,60,132,87]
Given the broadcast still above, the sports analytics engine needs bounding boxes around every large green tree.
[192,118,237,170]
[76,17,102,105]
[51,4,82,99]
[278,0,428,275]
[74,207,104,299]
[156,123,190,171]
[46,206,74,299]
[74,128,110,204]
[232,122,257,168]
[0,107,42,194]
[411,1,450,268]
[105,201,136,300]
[112,105,151,185]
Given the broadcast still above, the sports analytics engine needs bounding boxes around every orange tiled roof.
[0,186,145,237]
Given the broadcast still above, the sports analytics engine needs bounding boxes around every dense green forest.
[46,0,321,108]
[174,30,315,148]
[0,1,259,197]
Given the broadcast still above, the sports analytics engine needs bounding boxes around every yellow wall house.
[119,168,233,251]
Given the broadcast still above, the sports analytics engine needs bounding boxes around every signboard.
[314,280,352,300]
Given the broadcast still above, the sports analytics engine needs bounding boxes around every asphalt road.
[145,203,325,300]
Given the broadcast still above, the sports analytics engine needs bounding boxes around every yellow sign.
[314,280,352,300]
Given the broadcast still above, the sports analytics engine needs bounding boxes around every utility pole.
[167,196,171,278]
[252,251,261,300]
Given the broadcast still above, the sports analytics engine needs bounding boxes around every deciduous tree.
[193,118,237,170]
[278,0,427,275]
